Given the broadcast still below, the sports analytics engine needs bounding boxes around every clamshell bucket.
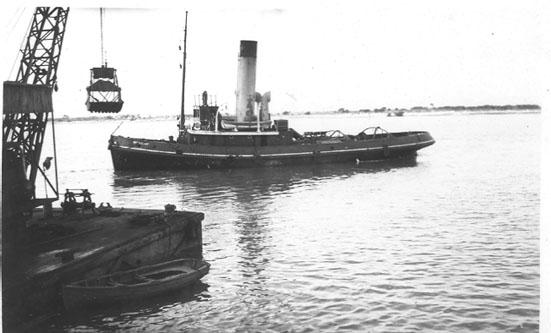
[85,66,124,113]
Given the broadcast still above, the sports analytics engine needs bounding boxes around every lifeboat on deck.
[85,66,124,113]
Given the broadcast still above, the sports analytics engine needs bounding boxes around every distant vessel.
[108,19,434,170]
[387,110,404,117]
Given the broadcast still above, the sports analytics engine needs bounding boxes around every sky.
[0,1,548,117]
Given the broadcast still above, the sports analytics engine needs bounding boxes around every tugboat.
[108,20,434,171]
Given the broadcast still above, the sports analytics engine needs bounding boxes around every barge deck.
[2,207,204,330]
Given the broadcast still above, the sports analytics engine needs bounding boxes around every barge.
[109,39,434,171]
[2,207,204,329]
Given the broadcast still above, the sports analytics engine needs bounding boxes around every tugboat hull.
[109,131,434,171]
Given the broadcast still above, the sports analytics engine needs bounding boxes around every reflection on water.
[111,157,418,204]
[52,282,210,331]
[39,114,539,332]
[112,159,420,314]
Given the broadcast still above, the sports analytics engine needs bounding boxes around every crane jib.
[3,7,69,210]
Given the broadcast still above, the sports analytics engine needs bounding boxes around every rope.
[51,111,60,198]
[111,121,125,135]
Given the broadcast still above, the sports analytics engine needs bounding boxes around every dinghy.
[62,258,210,309]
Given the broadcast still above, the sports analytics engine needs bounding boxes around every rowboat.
[62,258,210,309]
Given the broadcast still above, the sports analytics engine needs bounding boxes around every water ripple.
[40,114,539,332]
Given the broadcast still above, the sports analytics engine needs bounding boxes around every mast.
[180,11,188,131]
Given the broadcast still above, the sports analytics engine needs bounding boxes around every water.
[40,112,539,332]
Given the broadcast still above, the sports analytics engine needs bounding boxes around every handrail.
[357,126,392,139]
[326,130,346,138]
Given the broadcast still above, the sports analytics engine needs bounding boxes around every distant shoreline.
[54,104,540,122]
[54,114,178,122]
[275,104,541,116]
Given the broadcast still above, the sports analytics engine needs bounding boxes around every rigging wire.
[5,8,25,37]
[8,8,33,80]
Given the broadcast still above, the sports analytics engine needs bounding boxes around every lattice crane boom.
[3,7,69,208]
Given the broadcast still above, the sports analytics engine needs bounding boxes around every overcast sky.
[1,1,547,117]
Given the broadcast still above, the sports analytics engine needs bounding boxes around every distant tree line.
[58,103,541,121]
[55,114,178,122]
[409,104,541,112]
[278,104,540,116]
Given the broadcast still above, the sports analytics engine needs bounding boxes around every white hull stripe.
[113,140,434,159]
[116,146,255,158]
[260,151,313,157]
[319,140,434,154]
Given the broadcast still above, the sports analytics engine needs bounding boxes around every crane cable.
[100,7,106,66]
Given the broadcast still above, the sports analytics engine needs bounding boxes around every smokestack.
[236,40,257,122]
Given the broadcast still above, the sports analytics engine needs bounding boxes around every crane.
[2,7,69,219]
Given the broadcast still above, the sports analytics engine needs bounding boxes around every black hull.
[110,145,419,170]
[109,132,434,171]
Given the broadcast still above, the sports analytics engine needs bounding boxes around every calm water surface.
[41,112,539,332]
